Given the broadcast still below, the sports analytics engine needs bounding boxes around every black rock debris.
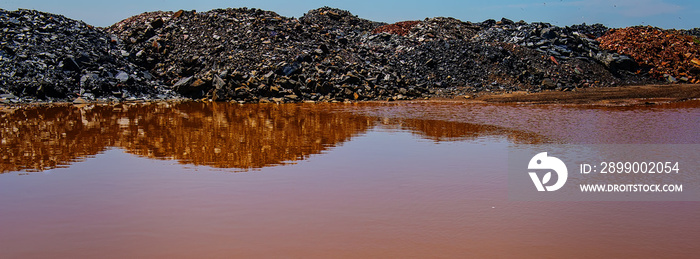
[3,7,696,103]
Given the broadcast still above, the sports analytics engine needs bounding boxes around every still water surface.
[1,101,698,258]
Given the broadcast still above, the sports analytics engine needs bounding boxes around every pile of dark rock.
[105,7,658,103]
[471,20,638,73]
[107,7,406,102]
[0,9,176,103]
[4,6,696,104]
[353,18,651,96]
[681,28,700,38]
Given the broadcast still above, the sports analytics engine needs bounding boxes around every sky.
[1,0,699,29]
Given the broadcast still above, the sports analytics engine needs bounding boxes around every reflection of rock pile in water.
[0,105,118,172]
[117,102,374,168]
[0,103,373,172]
[0,102,546,173]
[380,118,546,144]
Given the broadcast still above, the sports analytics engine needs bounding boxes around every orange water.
[1,101,698,258]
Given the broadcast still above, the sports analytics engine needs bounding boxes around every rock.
[150,18,164,29]
[691,58,700,67]
[269,85,281,94]
[190,79,206,87]
[73,97,88,104]
[541,78,556,89]
[80,73,99,88]
[212,75,225,89]
[500,18,514,25]
[115,71,130,82]
[61,57,81,71]
[612,55,637,71]
[173,76,194,89]
[540,28,557,39]
[664,74,678,83]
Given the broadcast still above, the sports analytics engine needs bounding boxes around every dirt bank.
[465,84,700,105]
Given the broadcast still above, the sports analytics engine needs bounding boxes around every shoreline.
[2,84,698,108]
[462,84,700,105]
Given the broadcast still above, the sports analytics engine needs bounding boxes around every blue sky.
[2,0,698,29]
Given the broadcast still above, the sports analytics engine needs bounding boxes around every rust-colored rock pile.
[372,21,420,36]
[598,26,700,83]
